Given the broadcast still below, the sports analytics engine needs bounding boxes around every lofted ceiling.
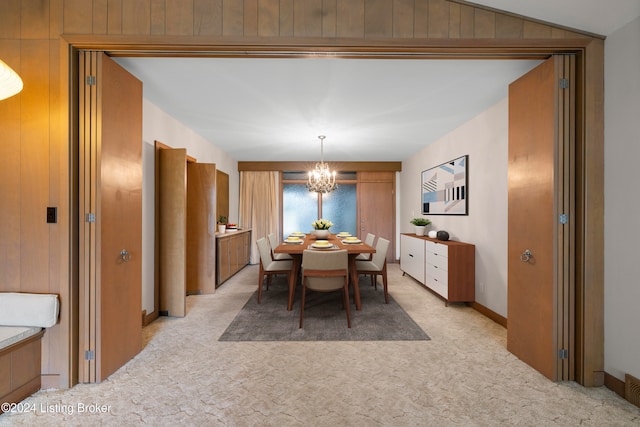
[114,1,640,162]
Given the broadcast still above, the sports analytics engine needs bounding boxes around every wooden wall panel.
[150,0,165,35]
[0,42,22,292]
[122,0,151,35]
[63,0,93,34]
[92,0,108,34]
[336,0,364,38]
[365,0,392,38]
[279,0,294,37]
[194,0,223,36]
[258,0,279,37]
[294,0,323,37]
[474,8,495,38]
[428,0,449,38]
[0,0,21,39]
[223,0,244,36]
[49,0,64,37]
[496,14,523,39]
[448,3,461,39]
[243,0,259,37]
[107,0,123,35]
[524,21,553,39]
[321,0,337,37]
[414,0,428,38]
[393,0,414,38]
[459,4,475,38]
[21,0,51,39]
[21,41,51,295]
[166,0,194,36]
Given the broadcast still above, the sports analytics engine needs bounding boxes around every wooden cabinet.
[216,229,251,286]
[400,233,475,305]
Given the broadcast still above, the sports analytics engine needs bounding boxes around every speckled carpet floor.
[1,264,639,426]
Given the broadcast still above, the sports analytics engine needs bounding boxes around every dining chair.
[268,232,292,260]
[256,237,293,304]
[300,249,351,328]
[355,233,376,261]
[355,237,391,304]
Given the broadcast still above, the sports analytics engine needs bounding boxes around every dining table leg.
[348,254,362,311]
[287,254,302,311]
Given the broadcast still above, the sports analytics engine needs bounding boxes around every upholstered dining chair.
[300,249,351,328]
[355,237,391,304]
[256,237,293,304]
[268,232,292,260]
[355,233,376,261]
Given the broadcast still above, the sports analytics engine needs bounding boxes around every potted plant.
[410,217,431,236]
[218,216,227,233]
[311,218,333,239]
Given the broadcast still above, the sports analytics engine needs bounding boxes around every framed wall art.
[421,155,468,215]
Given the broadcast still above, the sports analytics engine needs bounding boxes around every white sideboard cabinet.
[400,233,475,305]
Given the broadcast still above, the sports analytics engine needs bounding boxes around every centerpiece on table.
[311,218,333,239]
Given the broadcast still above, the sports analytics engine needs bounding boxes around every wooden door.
[187,162,217,295]
[358,172,396,263]
[79,52,142,382]
[507,56,574,381]
[158,148,187,316]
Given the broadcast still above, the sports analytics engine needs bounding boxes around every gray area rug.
[219,276,430,341]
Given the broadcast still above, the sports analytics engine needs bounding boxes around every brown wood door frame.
[68,37,603,387]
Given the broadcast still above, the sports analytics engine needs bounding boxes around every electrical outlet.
[479,282,485,293]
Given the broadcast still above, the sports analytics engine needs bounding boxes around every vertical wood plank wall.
[0,0,604,388]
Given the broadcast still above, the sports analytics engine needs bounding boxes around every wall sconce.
[0,59,24,101]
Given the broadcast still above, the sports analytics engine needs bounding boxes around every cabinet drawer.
[426,240,449,257]
[426,275,448,299]
[427,252,448,271]
[427,263,448,285]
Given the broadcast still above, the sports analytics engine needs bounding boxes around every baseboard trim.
[143,310,159,326]
[468,301,507,328]
[604,371,626,399]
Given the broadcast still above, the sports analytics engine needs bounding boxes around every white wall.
[604,16,640,382]
[401,98,509,317]
[141,100,239,314]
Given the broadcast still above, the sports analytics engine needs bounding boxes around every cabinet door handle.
[409,254,414,257]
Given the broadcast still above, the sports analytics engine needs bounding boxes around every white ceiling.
[114,1,640,162]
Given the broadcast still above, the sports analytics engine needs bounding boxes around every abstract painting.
[421,155,468,215]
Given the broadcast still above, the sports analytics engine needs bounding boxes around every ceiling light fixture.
[0,59,23,101]
[307,135,338,194]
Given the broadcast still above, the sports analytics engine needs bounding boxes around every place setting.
[284,235,304,244]
[341,236,362,244]
[309,239,338,250]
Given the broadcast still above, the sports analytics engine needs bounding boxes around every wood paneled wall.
[0,0,603,389]
[57,0,591,40]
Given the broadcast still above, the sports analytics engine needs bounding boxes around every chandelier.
[306,135,338,194]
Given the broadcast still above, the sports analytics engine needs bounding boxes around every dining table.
[273,232,376,312]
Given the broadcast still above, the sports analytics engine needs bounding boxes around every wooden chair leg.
[299,284,307,328]
[258,265,264,304]
[382,269,389,304]
[343,282,351,328]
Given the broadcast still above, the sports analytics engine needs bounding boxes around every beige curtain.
[239,171,279,264]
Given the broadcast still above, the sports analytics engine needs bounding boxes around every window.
[282,172,357,237]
